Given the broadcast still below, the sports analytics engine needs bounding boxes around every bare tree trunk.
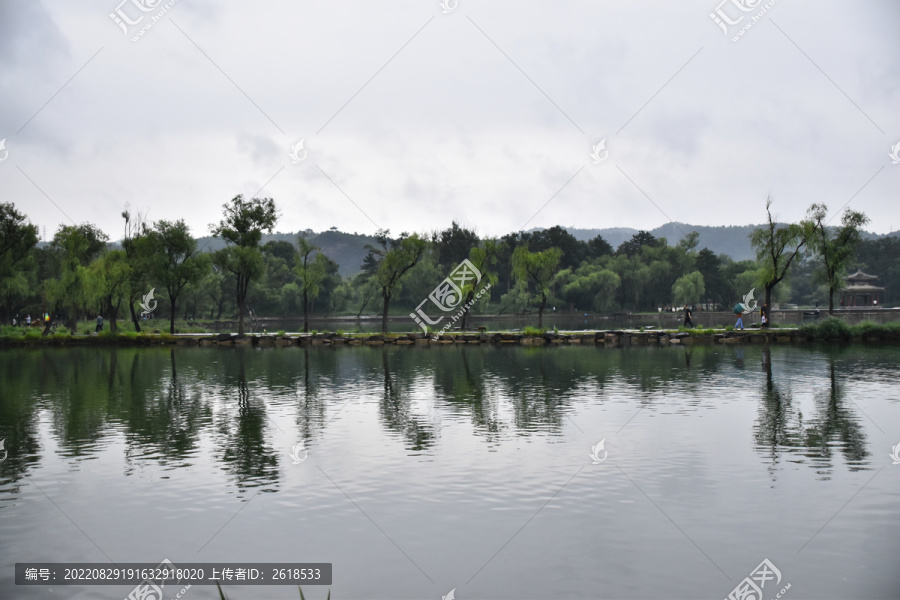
[538,293,547,329]
[129,299,141,332]
[109,300,120,334]
[237,275,246,335]
[169,292,177,334]
[764,284,774,326]
[460,287,481,331]
[303,289,309,333]
[381,291,390,334]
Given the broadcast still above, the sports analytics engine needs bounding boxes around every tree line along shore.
[2,195,897,337]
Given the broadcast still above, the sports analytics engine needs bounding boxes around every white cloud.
[1,0,898,241]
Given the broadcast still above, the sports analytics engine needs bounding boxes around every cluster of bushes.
[800,318,900,340]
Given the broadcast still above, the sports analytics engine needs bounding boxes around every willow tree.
[148,219,211,334]
[749,197,809,323]
[672,271,705,306]
[45,224,109,331]
[511,245,562,329]
[364,230,427,333]
[121,207,151,331]
[295,235,328,333]
[459,238,500,331]
[86,250,131,333]
[210,195,278,335]
[806,204,869,314]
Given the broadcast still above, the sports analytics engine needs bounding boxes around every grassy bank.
[799,318,900,340]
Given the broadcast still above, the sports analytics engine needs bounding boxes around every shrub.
[801,317,851,340]
[523,326,545,335]
[1,325,23,337]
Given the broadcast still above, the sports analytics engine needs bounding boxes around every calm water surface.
[1,344,898,599]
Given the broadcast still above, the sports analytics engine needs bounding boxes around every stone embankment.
[5,328,899,347]
[187,328,897,347]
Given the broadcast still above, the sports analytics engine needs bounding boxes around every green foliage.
[1,325,23,337]
[0,202,39,282]
[512,245,563,328]
[805,204,869,312]
[364,230,428,333]
[555,262,620,312]
[801,317,851,340]
[749,196,810,312]
[147,219,212,333]
[211,195,279,335]
[800,318,900,340]
[672,271,705,306]
[523,325,545,335]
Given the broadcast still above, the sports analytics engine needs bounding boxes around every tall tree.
[459,238,500,331]
[555,262,620,312]
[45,224,109,331]
[121,207,151,331]
[295,235,328,332]
[86,250,131,333]
[0,202,39,281]
[511,245,562,329]
[696,248,727,309]
[672,271,705,306]
[434,221,479,270]
[749,197,809,322]
[806,204,869,314]
[364,230,427,333]
[210,195,278,335]
[528,226,587,269]
[0,203,39,321]
[586,234,614,259]
[616,230,657,258]
[148,220,211,334]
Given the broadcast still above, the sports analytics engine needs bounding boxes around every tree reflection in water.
[216,349,280,496]
[755,348,869,480]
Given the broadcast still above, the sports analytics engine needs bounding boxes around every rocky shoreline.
[4,327,900,347]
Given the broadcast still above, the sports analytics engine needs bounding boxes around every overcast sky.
[1,0,898,243]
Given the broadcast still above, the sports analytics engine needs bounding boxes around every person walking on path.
[26,314,31,326]
[96,314,103,332]
[683,305,694,328]
[733,303,745,330]
[760,304,769,329]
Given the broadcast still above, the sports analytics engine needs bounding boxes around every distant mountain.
[194,230,377,277]
[560,223,899,262]
[95,224,896,278]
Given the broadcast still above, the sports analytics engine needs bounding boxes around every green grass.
[522,326,545,335]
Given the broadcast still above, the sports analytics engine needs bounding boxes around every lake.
[1,344,898,599]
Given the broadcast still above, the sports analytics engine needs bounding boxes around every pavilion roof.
[845,269,878,282]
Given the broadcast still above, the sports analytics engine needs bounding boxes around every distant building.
[840,270,885,307]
